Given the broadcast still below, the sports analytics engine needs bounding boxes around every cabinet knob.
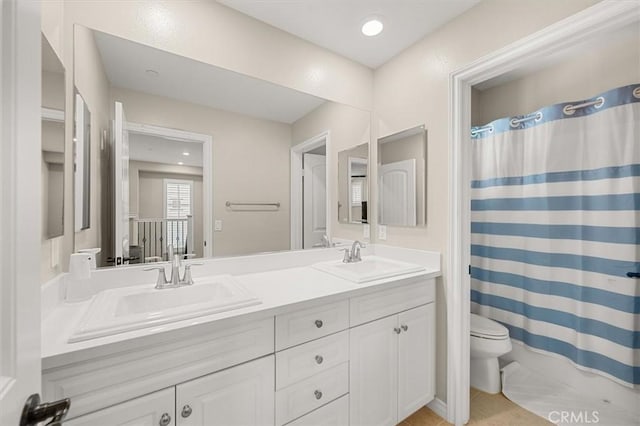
[159,413,171,426]
[393,327,402,334]
[181,404,192,418]
[314,390,323,400]
[315,355,324,364]
[401,324,408,332]
[315,320,323,328]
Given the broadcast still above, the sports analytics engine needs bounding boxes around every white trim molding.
[290,131,331,250]
[447,1,640,424]
[427,398,448,421]
[0,0,42,422]
[126,121,214,258]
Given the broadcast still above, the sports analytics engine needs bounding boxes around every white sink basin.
[69,275,261,343]
[312,255,426,283]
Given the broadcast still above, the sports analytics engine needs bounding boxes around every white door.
[65,388,175,426]
[176,355,274,426]
[0,2,50,425]
[379,159,417,226]
[114,101,130,264]
[397,304,435,422]
[303,153,327,249]
[350,315,399,426]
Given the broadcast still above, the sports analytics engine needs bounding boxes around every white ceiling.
[129,133,203,167]
[93,30,326,124]
[217,0,481,68]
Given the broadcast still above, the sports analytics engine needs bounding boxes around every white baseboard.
[427,397,448,422]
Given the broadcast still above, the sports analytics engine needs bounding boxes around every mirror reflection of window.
[164,179,194,256]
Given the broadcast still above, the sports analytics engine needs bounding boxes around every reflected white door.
[0,1,43,424]
[379,159,416,227]
[303,153,327,249]
[114,101,130,264]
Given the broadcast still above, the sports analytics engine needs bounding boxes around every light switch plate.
[214,220,223,231]
[378,225,387,240]
[363,224,370,239]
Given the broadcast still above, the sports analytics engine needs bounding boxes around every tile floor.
[401,388,552,425]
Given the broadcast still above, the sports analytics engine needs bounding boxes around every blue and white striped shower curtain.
[470,84,639,388]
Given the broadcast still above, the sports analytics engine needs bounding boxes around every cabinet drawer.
[64,387,175,425]
[286,394,349,426]
[275,362,349,425]
[276,331,348,389]
[350,279,434,326]
[276,300,349,350]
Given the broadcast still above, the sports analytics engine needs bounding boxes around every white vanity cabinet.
[44,272,438,426]
[349,290,435,426]
[176,355,274,426]
[65,356,274,426]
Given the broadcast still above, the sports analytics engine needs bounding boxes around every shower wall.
[471,23,639,410]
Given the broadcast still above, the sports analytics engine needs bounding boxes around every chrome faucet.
[314,234,334,248]
[144,245,202,289]
[341,240,366,263]
[350,240,365,262]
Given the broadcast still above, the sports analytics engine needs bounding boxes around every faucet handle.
[144,266,168,288]
[181,263,204,285]
[340,248,352,263]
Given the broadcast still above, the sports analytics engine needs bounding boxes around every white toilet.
[470,313,512,394]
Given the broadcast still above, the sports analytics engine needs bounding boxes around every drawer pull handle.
[401,324,408,332]
[159,413,171,426]
[315,355,324,364]
[314,390,323,400]
[181,404,192,418]
[315,320,324,328]
[394,327,402,334]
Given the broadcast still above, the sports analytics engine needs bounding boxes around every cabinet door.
[397,304,435,422]
[349,315,398,426]
[64,387,175,426]
[176,355,274,426]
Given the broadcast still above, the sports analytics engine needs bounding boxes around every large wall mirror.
[41,34,66,239]
[73,25,371,267]
[338,143,369,224]
[377,125,427,227]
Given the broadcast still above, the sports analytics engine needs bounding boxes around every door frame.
[0,0,42,423]
[447,1,640,424]
[290,130,331,250]
[126,121,213,258]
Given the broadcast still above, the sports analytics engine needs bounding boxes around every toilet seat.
[470,313,509,339]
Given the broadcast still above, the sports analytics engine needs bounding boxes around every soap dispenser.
[65,253,94,302]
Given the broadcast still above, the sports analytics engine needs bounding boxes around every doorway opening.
[290,131,331,250]
[122,120,213,263]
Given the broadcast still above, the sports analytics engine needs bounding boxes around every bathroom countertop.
[41,246,441,370]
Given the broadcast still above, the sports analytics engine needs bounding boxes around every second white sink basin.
[69,275,261,343]
[312,255,426,283]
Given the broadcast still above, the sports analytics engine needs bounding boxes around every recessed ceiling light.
[182,151,190,156]
[178,161,184,165]
[145,69,159,77]
[362,19,383,37]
